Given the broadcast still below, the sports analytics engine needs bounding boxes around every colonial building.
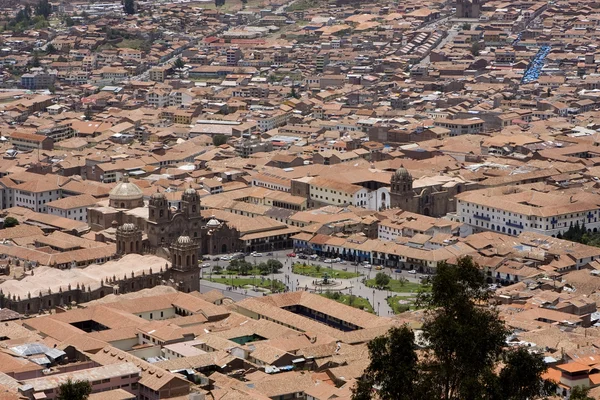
[147,188,202,248]
[389,167,468,217]
[89,176,241,255]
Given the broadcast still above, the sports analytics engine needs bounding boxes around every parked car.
[338,260,346,264]
[394,269,402,273]
[310,254,318,260]
[212,257,220,261]
[364,264,372,269]
[298,254,308,259]
[287,253,296,257]
[252,252,263,257]
[202,255,211,261]
[266,252,273,256]
[375,266,383,270]
[324,259,333,263]
[333,257,341,263]
[408,270,417,274]
[220,256,231,261]
[201,263,211,268]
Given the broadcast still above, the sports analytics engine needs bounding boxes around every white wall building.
[456,189,600,237]
[46,194,97,221]
[14,181,61,213]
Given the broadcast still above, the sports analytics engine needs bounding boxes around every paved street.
[199,249,428,316]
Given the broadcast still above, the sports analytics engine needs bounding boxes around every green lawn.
[204,276,285,292]
[321,292,374,313]
[215,268,263,276]
[117,39,145,49]
[366,278,430,293]
[287,0,319,11]
[387,295,421,314]
[293,264,360,279]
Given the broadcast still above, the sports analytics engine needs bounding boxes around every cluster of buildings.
[0,0,600,397]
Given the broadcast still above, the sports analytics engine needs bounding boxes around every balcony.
[473,213,490,221]
[506,221,524,229]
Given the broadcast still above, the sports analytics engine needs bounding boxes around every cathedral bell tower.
[390,166,414,208]
[148,190,169,224]
[116,223,142,255]
[169,235,200,293]
[182,186,201,218]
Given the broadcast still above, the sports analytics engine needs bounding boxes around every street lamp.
[377,301,380,316]
[372,289,375,311]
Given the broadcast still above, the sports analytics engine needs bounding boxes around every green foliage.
[213,134,228,146]
[57,379,92,400]
[323,290,341,300]
[471,41,480,56]
[462,22,471,30]
[35,0,52,19]
[215,0,226,6]
[353,257,554,400]
[84,107,93,121]
[173,57,185,70]
[321,292,373,312]
[352,325,418,400]
[257,259,283,275]
[30,52,41,68]
[46,43,57,54]
[3,217,19,228]
[124,0,136,15]
[227,259,253,275]
[64,16,75,27]
[242,0,248,4]
[570,386,594,400]
[374,272,390,287]
[290,87,300,99]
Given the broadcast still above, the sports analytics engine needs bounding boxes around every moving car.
[408,270,417,274]
[287,253,296,257]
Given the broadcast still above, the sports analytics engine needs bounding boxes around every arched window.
[159,210,164,218]
[192,205,197,212]
[120,202,125,208]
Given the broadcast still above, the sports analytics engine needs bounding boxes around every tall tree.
[570,386,595,400]
[173,57,185,70]
[30,52,41,68]
[471,41,480,57]
[353,257,554,400]
[352,325,418,400]
[84,107,93,121]
[123,0,136,15]
[35,0,52,19]
[57,379,92,400]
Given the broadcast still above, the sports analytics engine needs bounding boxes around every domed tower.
[182,186,201,218]
[109,174,144,209]
[391,166,413,194]
[148,190,169,224]
[169,235,200,293]
[390,166,414,209]
[116,223,142,255]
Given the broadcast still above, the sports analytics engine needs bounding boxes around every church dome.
[207,217,220,228]
[184,186,197,196]
[151,190,166,200]
[394,166,412,180]
[176,235,192,245]
[120,223,136,232]
[109,175,143,201]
